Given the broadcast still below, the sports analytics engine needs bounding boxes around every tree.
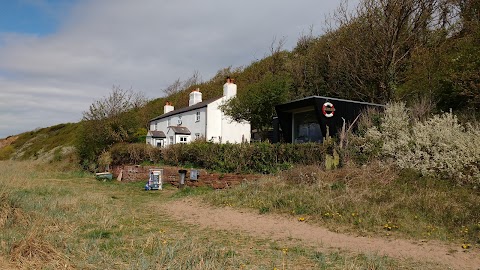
[162,70,202,96]
[220,74,292,138]
[78,86,148,167]
[83,85,147,121]
[399,0,480,111]
[324,0,443,103]
[288,29,330,98]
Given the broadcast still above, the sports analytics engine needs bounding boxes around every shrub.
[400,112,480,184]
[361,103,480,184]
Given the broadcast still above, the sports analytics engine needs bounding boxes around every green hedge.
[110,143,163,165]
[110,141,328,174]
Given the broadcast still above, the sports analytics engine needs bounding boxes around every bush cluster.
[360,103,480,184]
[110,143,162,165]
[110,141,328,174]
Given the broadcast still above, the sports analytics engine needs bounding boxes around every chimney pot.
[223,78,237,99]
[164,101,174,114]
[189,89,202,106]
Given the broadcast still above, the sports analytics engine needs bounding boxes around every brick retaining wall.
[112,165,260,189]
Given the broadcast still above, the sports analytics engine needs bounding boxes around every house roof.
[168,126,191,135]
[148,130,166,138]
[150,97,222,122]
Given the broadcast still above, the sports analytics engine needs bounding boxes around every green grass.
[0,160,425,269]
[203,163,480,246]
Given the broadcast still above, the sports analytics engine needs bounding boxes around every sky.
[0,0,355,138]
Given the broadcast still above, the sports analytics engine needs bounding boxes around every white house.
[146,79,251,147]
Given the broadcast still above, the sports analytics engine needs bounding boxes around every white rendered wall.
[150,106,208,145]
[206,98,250,143]
[206,99,223,142]
[221,115,251,143]
[166,128,175,145]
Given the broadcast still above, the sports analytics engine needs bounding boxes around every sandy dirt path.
[164,198,480,270]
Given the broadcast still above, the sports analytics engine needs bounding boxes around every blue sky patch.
[0,0,76,35]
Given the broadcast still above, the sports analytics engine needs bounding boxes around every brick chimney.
[189,88,202,106]
[164,101,174,114]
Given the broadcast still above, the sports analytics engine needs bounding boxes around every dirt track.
[165,198,480,270]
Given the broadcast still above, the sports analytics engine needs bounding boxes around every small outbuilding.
[273,96,384,143]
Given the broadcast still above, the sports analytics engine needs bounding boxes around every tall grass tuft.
[10,229,73,269]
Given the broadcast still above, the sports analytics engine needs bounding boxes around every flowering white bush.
[365,103,480,184]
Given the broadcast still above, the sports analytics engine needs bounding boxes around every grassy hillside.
[0,123,80,161]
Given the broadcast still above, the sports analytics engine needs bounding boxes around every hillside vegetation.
[0,123,79,162]
[1,0,478,168]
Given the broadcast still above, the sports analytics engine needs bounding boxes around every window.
[169,136,174,145]
[195,133,200,140]
[293,110,322,143]
[154,122,157,130]
[179,136,188,143]
[167,118,171,126]
[196,111,201,122]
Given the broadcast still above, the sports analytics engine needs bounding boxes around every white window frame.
[195,111,200,122]
[179,136,188,143]
[169,136,174,145]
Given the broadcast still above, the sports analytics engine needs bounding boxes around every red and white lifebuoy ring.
[322,102,335,118]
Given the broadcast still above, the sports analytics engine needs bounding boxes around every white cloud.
[0,0,355,138]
